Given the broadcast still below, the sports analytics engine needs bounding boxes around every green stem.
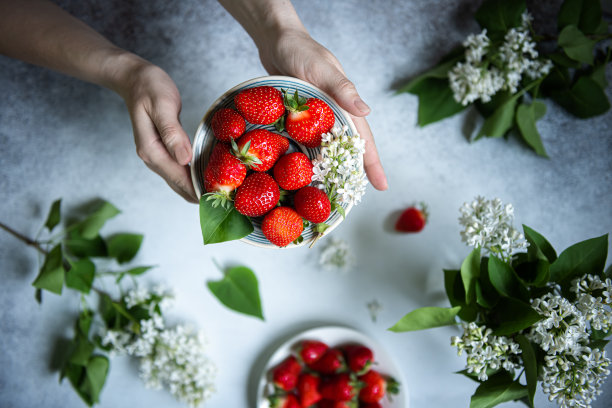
[0,221,48,255]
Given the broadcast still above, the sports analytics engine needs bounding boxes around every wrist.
[96,49,152,98]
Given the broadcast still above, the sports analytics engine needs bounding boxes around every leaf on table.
[207,265,264,320]
[475,0,526,41]
[469,371,528,408]
[84,355,109,404]
[199,197,254,244]
[72,201,120,240]
[558,0,603,34]
[411,78,467,126]
[523,225,557,263]
[66,258,95,294]
[550,234,608,291]
[32,244,65,295]
[490,297,542,336]
[550,76,610,118]
[106,233,143,264]
[558,25,596,64]
[44,199,62,232]
[65,233,108,258]
[388,306,461,332]
[461,247,481,305]
[488,256,526,300]
[477,97,518,139]
[516,335,537,408]
[516,101,548,157]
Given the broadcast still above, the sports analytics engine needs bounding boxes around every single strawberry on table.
[296,339,329,366]
[296,372,322,407]
[232,128,289,172]
[203,143,247,205]
[273,152,313,191]
[268,393,301,408]
[210,107,245,142]
[271,355,303,392]
[234,86,285,125]
[234,172,280,217]
[308,347,345,374]
[294,186,331,224]
[358,370,399,404]
[342,344,374,375]
[283,90,335,148]
[261,207,304,247]
[395,203,428,233]
[319,373,360,402]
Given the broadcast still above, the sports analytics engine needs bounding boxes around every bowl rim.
[190,75,360,249]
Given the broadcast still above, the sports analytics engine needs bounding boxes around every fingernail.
[176,146,191,164]
[354,98,370,114]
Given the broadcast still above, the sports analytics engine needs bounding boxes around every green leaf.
[78,309,94,336]
[44,199,62,231]
[590,63,608,88]
[65,234,108,258]
[523,225,557,263]
[461,248,481,304]
[85,355,109,404]
[470,371,529,408]
[477,97,517,139]
[444,269,478,321]
[558,25,596,64]
[388,306,461,332]
[32,244,65,294]
[410,78,466,126]
[550,234,608,287]
[558,0,603,34]
[490,297,542,336]
[516,102,548,157]
[65,258,95,294]
[397,51,462,93]
[207,265,264,320]
[488,256,526,299]
[475,0,526,40]
[72,201,120,240]
[199,197,254,244]
[550,76,610,118]
[68,335,95,366]
[457,368,501,383]
[63,363,92,406]
[516,335,537,407]
[549,51,582,68]
[115,266,154,283]
[515,259,551,288]
[106,233,143,264]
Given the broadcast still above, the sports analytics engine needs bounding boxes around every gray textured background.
[1,0,611,407]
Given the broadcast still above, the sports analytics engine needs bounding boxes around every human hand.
[114,59,197,203]
[258,29,388,191]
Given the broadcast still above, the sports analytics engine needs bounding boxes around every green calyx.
[230,138,262,169]
[282,89,309,113]
[204,191,233,209]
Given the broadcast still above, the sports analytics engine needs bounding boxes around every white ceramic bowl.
[191,76,359,248]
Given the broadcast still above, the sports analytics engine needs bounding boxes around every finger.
[149,99,193,166]
[132,110,198,203]
[352,115,388,191]
[312,66,371,118]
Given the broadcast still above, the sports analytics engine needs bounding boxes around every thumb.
[318,68,370,117]
[152,103,192,166]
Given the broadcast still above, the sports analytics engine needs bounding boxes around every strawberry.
[203,143,247,206]
[294,186,331,224]
[210,107,245,142]
[297,339,329,366]
[358,370,399,404]
[272,356,303,392]
[308,348,345,374]
[268,393,301,408]
[317,400,357,408]
[234,86,285,125]
[261,207,304,247]
[234,172,280,217]
[283,90,334,148]
[342,344,374,375]
[296,373,322,407]
[319,373,359,402]
[273,152,313,190]
[232,129,289,172]
[395,204,428,233]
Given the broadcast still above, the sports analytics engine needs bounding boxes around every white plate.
[191,76,360,249]
[255,325,408,408]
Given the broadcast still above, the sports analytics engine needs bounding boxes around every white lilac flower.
[571,274,612,332]
[451,322,521,381]
[319,238,353,273]
[458,196,528,259]
[312,125,368,206]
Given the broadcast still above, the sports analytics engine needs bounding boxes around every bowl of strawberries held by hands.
[192,76,368,248]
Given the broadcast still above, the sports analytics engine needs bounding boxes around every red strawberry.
[273,152,313,190]
[210,108,245,142]
[234,172,280,217]
[358,370,399,403]
[233,129,289,171]
[297,339,329,366]
[395,204,428,232]
[272,356,302,392]
[317,401,358,408]
[203,143,247,205]
[296,373,322,407]
[343,344,374,375]
[319,373,359,402]
[308,348,345,374]
[294,186,331,224]
[261,207,304,247]
[268,393,301,408]
[234,86,285,125]
[283,90,334,148]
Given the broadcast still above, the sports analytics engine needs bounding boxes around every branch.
[0,221,48,255]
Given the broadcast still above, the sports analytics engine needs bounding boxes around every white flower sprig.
[102,287,217,407]
[458,196,528,260]
[311,125,368,211]
[318,237,353,273]
[448,11,552,105]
